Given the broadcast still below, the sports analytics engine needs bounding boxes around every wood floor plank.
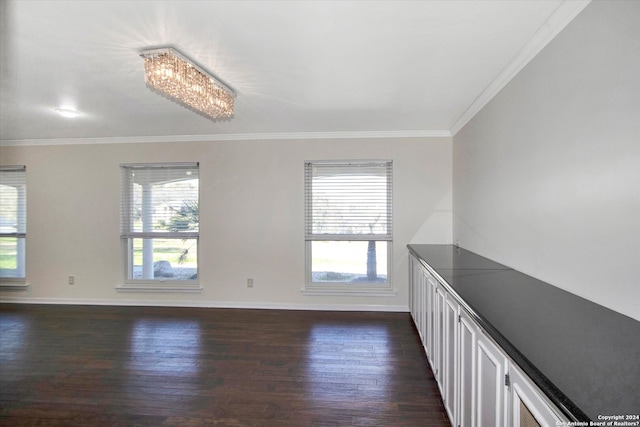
[0,304,449,426]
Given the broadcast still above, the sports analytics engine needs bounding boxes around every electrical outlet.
[247,278,253,288]
[68,276,75,285]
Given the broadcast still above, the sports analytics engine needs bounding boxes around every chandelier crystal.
[140,47,235,121]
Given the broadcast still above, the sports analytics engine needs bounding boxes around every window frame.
[0,165,27,286]
[304,160,394,295]
[118,162,201,292]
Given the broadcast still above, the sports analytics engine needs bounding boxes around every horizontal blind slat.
[305,160,392,239]
[0,166,27,235]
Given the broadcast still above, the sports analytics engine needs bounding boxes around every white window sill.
[0,280,29,289]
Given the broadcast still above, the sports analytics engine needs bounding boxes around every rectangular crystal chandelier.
[140,47,235,121]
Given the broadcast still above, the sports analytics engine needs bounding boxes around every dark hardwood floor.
[0,304,449,426]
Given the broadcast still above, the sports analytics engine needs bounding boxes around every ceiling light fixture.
[140,47,235,121]
[55,108,80,118]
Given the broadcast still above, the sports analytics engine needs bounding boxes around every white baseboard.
[0,296,409,312]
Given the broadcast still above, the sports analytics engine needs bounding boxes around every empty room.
[1,1,638,426]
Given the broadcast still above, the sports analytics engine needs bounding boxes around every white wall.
[0,136,452,310]
[453,1,640,321]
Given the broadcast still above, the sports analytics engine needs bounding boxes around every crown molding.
[0,1,589,146]
[0,129,451,147]
[449,0,591,136]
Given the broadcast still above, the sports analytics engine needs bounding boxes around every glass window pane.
[131,178,199,234]
[311,240,387,284]
[128,238,197,281]
[0,237,26,278]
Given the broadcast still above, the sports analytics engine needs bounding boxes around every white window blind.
[305,161,392,241]
[0,166,27,237]
[0,166,27,280]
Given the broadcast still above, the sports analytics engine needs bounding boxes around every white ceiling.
[0,0,589,144]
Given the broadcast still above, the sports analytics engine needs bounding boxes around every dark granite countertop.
[408,244,640,422]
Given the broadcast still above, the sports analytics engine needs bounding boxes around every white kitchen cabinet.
[443,292,460,425]
[409,256,419,335]
[458,308,477,427]
[434,283,446,392]
[409,256,430,363]
[409,257,428,354]
[419,269,427,350]
[425,269,438,366]
[476,327,509,427]
[509,362,566,427]
[408,253,569,427]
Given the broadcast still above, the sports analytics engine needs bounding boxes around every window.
[305,160,393,292]
[0,166,27,283]
[120,163,199,289]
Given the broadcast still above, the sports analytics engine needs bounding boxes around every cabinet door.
[418,268,425,344]
[409,256,418,326]
[408,256,414,320]
[476,330,508,427]
[409,256,425,341]
[425,273,437,366]
[422,270,434,357]
[434,285,446,392]
[419,270,428,350]
[443,292,459,425]
[459,309,477,427]
[509,363,567,427]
